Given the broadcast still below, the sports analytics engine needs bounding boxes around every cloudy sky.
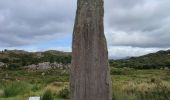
[0,0,170,59]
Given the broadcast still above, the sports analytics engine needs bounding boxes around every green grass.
[0,69,69,100]
[3,81,31,97]
[111,68,170,100]
[0,68,170,100]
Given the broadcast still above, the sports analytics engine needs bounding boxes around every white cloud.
[108,46,169,59]
[105,31,156,47]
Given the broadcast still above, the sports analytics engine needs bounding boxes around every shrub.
[57,87,70,99]
[150,78,156,83]
[7,63,21,70]
[111,68,124,75]
[42,90,54,100]
[31,84,41,92]
[110,68,133,75]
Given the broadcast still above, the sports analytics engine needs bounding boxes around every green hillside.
[1,49,170,70]
[110,50,170,69]
[0,50,71,70]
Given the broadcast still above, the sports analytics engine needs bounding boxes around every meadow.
[0,68,170,100]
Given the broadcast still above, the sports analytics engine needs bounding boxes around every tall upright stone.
[70,0,112,100]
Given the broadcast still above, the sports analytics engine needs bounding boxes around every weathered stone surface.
[25,62,70,70]
[71,0,112,100]
[37,62,50,70]
[26,64,37,70]
[0,62,5,68]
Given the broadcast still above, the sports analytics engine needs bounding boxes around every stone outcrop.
[71,0,112,100]
[25,64,37,70]
[25,62,70,70]
[0,62,5,68]
[37,62,51,70]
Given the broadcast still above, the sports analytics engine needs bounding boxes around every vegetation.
[111,68,170,100]
[0,49,170,99]
[0,68,169,100]
[1,49,170,70]
[42,90,54,100]
[3,82,30,97]
[57,87,70,99]
[0,69,69,100]
[0,50,71,70]
[110,50,170,69]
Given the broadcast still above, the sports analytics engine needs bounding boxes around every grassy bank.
[0,68,170,100]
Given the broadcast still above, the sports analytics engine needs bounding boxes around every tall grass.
[3,81,30,97]
[112,79,170,100]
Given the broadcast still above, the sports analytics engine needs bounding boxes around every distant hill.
[1,49,170,70]
[0,50,71,69]
[110,50,170,69]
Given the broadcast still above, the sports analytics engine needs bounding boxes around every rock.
[25,62,71,70]
[0,62,5,69]
[25,64,37,70]
[0,62,4,67]
[37,62,50,70]
[71,0,112,100]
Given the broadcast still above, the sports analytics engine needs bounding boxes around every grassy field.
[111,68,170,100]
[0,69,70,100]
[0,68,170,100]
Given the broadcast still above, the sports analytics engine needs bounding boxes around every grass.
[0,68,170,100]
[0,69,69,100]
[111,68,170,100]
[3,81,30,97]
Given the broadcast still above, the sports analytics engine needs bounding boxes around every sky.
[0,0,170,59]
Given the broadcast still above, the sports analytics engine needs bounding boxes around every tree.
[70,0,112,100]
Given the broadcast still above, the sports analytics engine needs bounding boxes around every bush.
[110,68,133,75]
[110,68,125,75]
[57,87,70,99]
[31,84,41,92]
[7,63,21,70]
[42,90,54,100]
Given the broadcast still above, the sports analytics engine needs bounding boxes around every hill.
[0,50,71,69]
[1,49,170,69]
[110,50,170,69]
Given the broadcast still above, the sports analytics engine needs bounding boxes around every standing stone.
[70,0,112,100]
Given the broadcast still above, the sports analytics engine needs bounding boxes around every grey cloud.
[105,0,144,9]
[105,0,170,48]
[0,0,76,47]
[0,0,170,57]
